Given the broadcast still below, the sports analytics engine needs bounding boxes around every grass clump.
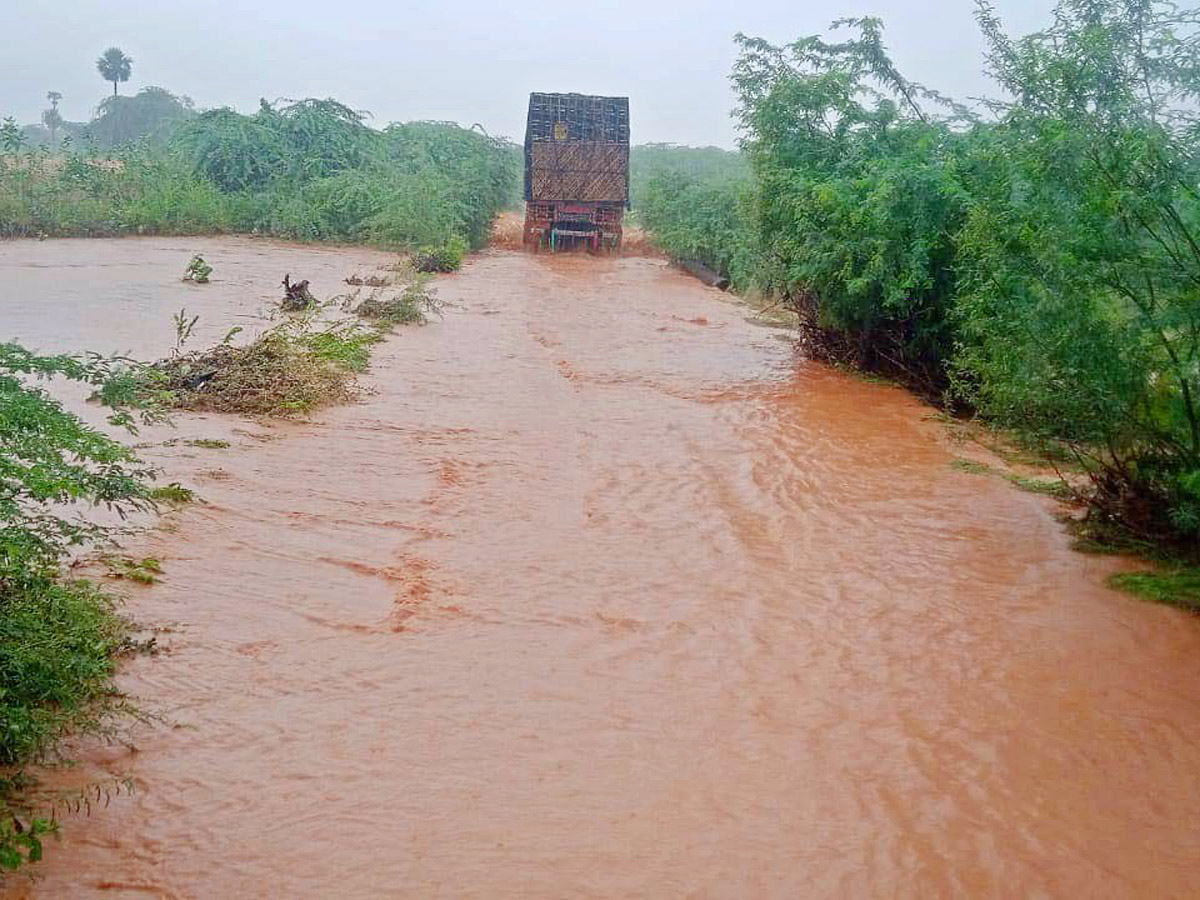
[1006,475,1074,500]
[413,237,467,273]
[1066,515,1200,611]
[148,483,194,503]
[103,556,162,585]
[150,317,379,416]
[951,459,992,476]
[1108,569,1200,614]
[952,457,1076,501]
[352,277,442,328]
[345,274,391,287]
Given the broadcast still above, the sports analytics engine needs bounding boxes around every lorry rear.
[523,93,630,252]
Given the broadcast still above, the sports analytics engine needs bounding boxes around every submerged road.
[4,237,1200,898]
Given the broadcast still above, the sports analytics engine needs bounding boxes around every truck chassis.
[523,202,624,252]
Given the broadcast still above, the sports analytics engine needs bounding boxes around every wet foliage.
[351,275,442,327]
[149,315,380,416]
[630,143,749,207]
[0,344,159,873]
[0,97,520,249]
[638,1,1200,560]
[413,237,467,273]
[631,145,755,281]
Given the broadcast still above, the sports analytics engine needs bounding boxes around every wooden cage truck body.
[523,92,630,252]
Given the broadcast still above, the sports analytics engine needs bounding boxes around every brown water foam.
[2,237,1199,898]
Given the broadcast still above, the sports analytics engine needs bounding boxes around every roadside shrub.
[414,236,467,273]
[731,22,970,385]
[631,143,750,205]
[0,572,127,766]
[696,2,1200,548]
[949,0,1200,542]
[0,98,521,249]
[1,343,158,872]
[172,107,285,192]
[637,169,758,287]
[0,150,235,238]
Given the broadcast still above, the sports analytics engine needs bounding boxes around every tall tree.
[41,107,63,146]
[42,91,64,146]
[96,47,132,97]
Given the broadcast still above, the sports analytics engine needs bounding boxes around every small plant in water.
[181,255,212,284]
[103,556,163,584]
[149,482,195,503]
[173,308,199,351]
[353,276,442,327]
[951,459,992,476]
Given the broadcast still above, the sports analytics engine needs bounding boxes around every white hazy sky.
[1,0,1053,147]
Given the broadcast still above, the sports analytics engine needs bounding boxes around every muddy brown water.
[3,237,1200,898]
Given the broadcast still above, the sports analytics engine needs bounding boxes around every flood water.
[3,236,1200,898]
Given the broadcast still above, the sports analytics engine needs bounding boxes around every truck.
[523,92,630,252]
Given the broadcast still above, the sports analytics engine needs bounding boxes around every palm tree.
[96,47,132,97]
[41,92,64,146]
[41,108,63,146]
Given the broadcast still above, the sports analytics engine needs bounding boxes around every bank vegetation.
[1,97,520,252]
[637,0,1200,602]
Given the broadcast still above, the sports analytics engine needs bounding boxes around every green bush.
[414,236,467,272]
[0,98,521,250]
[633,3,1200,549]
[948,0,1200,540]
[728,21,972,382]
[630,143,750,211]
[1,343,159,872]
[0,571,127,766]
[637,168,758,286]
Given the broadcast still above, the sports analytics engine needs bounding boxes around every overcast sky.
[1,0,1052,147]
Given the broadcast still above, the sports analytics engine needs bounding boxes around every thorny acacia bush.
[0,98,520,249]
[636,168,759,287]
[634,2,1200,548]
[0,344,158,873]
[631,145,759,283]
[172,101,519,248]
[951,1,1200,544]
[730,18,972,385]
